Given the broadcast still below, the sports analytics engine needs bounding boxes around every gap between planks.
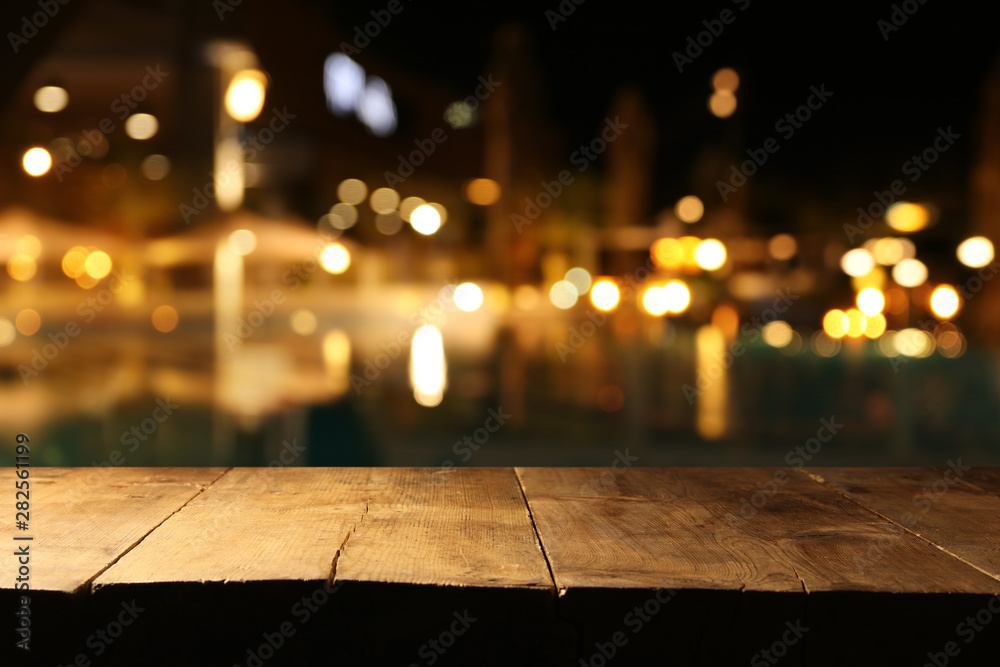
[513,467,560,596]
[796,468,1000,586]
[85,467,233,594]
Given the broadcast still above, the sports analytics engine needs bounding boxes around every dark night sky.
[316,1,997,225]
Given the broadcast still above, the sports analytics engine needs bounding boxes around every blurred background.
[1,0,999,468]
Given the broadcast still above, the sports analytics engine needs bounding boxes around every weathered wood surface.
[95,467,552,589]
[516,467,1000,594]
[808,466,1000,582]
[0,467,226,593]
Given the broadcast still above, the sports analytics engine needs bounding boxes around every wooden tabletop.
[4,467,999,666]
[3,466,999,595]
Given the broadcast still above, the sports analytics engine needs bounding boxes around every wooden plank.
[334,467,552,588]
[516,467,1000,594]
[0,467,226,593]
[96,467,552,589]
[807,466,1000,582]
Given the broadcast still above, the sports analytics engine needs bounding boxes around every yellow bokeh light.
[465,178,501,206]
[320,243,351,274]
[23,147,52,176]
[290,309,318,335]
[224,69,267,122]
[708,90,737,118]
[370,187,400,214]
[410,205,442,235]
[695,239,727,271]
[822,309,850,339]
[62,247,88,278]
[856,288,885,316]
[34,86,68,113]
[886,202,929,233]
[642,286,669,316]
[813,331,842,357]
[768,234,797,261]
[84,251,112,279]
[151,305,179,333]
[891,258,927,288]
[549,281,578,309]
[712,67,740,93]
[651,238,684,270]
[762,320,793,348]
[337,179,368,205]
[15,309,41,336]
[564,268,592,295]
[16,235,41,258]
[895,328,935,358]
[957,236,994,269]
[872,237,905,266]
[663,281,691,313]
[453,282,484,312]
[124,113,158,140]
[590,280,620,311]
[399,196,426,222]
[680,236,702,269]
[409,325,447,407]
[864,313,887,338]
[845,309,867,338]
[840,248,875,277]
[7,254,36,281]
[929,285,960,319]
[675,196,704,223]
[227,229,257,256]
[0,318,15,347]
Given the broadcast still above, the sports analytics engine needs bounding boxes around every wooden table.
[3,467,999,665]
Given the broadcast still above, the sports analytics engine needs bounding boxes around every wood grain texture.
[96,467,552,590]
[808,466,1000,582]
[0,467,226,593]
[517,467,1000,594]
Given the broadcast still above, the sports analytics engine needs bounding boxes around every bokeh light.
[768,234,797,261]
[822,309,849,339]
[0,318,15,347]
[590,280,620,311]
[549,281,578,309]
[663,282,691,313]
[712,67,739,92]
[708,90,737,118]
[151,305,179,333]
[370,187,400,214]
[895,328,935,358]
[564,268,592,295]
[375,211,403,235]
[84,251,112,279]
[34,86,68,112]
[856,288,885,316]
[864,313,887,338]
[224,69,267,122]
[23,147,52,176]
[337,178,368,205]
[454,282,484,312]
[891,258,928,288]
[845,309,867,338]
[7,254,36,281]
[695,239,727,270]
[124,113,158,140]
[140,154,171,181]
[16,235,42,258]
[320,243,351,274]
[464,178,501,206]
[675,196,704,223]
[840,248,875,277]
[290,309,318,335]
[329,203,358,229]
[15,309,41,336]
[227,229,257,256]
[642,286,669,316]
[62,247,89,278]
[410,204,442,235]
[886,202,929,233]
[929,285,960,319]
[651,238,684,270]
[762,321,793,348]
[399,196,426,221]
[957,236,994,268]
